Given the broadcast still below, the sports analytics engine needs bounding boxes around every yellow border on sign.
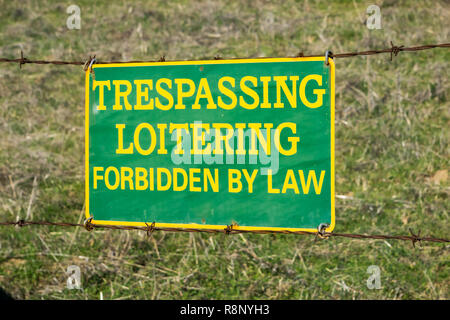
[85,57,335,233]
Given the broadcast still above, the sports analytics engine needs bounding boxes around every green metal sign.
[85,57,335,232]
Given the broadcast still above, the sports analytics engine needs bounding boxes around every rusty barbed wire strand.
[0,220,448,246]
[0,42,449,67]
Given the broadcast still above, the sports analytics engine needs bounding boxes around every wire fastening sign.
[85,57,335,232]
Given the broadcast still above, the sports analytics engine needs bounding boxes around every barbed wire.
[0,42,448,68]
[0,220,448,247]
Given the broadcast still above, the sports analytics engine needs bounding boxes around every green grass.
[0,0,449,299]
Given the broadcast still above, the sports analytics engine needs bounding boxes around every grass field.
[0,0,449,299]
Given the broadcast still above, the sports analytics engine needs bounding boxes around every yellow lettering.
[169,123,189,155]
[212,123,234,155]
[135,167,148,190]
[134,79,154,110]
[157,168,172,191]
[193,78,217,109]
[173,168,188,191]
[93,80,111,110]
[112,80,132,110]
[93,167,104,189]
[134,123,156,155]
[217,77,237,110]
[281,169,299,194]
[105,166,120,190]
[204,169,219,192]
[228,169,242,193]
[189,168,202,192]
[155,78,173,110]
[274,76,298,108]
[120,167,134,190]
[174,79,195,109]
[190,123,211,155]
[157,124,168,155]
[116,124,134,154]
[267,170,280,194]
[274,122,300,156]
[242,169,258,193]
[298,170,326,194]
[239,76,259,109]
[260,76,271,108]
[299,75,326,109]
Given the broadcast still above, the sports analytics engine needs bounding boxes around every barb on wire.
[389,41,404,61]
[83,217,94,231]
[15,219,26,227]
[409,228,422,248]
[19,50,27,68]
[83,55,96,72]
[0,220,448,246]
[0,42,448,67]
[145,222,156,237]
[224,224,233,235]
[315,223,330,241]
